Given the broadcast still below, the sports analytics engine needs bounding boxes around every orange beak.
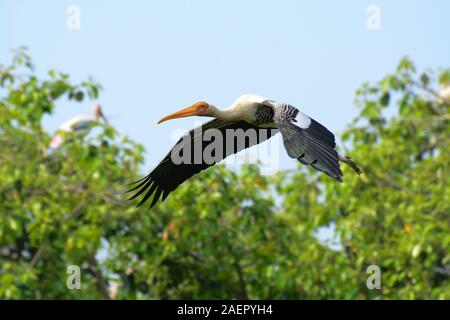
[157,104,206,124]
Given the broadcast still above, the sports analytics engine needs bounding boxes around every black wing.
[271,102,343,181]
[129,119,277,209]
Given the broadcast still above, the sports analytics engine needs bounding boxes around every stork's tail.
[339,154,362,175]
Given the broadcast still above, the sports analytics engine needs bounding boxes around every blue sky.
[1,0,449,172]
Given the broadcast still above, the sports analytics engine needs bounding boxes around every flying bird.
[49,104,108,149]
[129,94,361,208]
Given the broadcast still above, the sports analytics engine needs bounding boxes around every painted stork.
[129,94,361,208]
[49,104,108,149]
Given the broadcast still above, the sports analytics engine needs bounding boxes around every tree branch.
[87,254,112,300]
[226,243,248,300]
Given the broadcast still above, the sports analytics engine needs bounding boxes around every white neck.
[208,105,234,120]
[207,104,255,122]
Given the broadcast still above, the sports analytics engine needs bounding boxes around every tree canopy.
[0,49,448,299]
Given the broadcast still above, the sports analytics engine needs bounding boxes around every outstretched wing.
[129,119,277,209]
[268,101,343,181]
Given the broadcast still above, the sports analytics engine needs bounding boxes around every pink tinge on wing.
[50,134,63,149]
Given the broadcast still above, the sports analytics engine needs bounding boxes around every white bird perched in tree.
[49,103,108,149]
[439,84,450,104]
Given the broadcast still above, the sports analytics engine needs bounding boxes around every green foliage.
[333,57,450,299]
[0,48,143,299]
[0,50,448,299]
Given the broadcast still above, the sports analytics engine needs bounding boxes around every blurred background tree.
[0,49,448,299]
[0,48,144,299]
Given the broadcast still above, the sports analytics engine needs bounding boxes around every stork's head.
[157,101,211,124]
[93,104,109,125]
